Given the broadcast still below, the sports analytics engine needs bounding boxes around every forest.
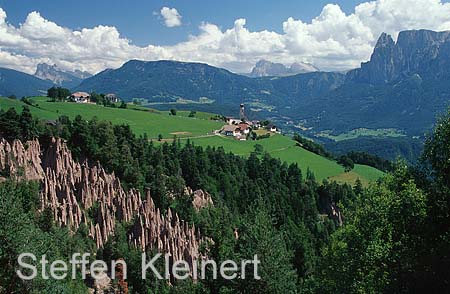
[1,105,450,293]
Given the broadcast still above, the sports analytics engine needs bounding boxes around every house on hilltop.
[222,125,241,137]
[105,93,120,103]
[238,123,250,134]
[221,123,252,140]
[70,92,91,103]
[267,123,280,133]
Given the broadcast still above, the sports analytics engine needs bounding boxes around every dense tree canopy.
[1,106,450,293]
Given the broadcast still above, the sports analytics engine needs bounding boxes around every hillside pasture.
[0,96,384,184]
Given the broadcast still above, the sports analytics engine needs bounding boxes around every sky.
[1,0,450,75]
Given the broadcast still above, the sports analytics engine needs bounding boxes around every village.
[54,88,280,142]
[216,104,280,141]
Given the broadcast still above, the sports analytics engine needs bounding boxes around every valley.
[1,1,450,291]
[0,96,383,184]
[2,30,449,163]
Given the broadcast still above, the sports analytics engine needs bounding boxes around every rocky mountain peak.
[290,62,320,73]
[347,29,450,84]
[250,59,318,77]
[35,63,92,88]
[374,32,395,49]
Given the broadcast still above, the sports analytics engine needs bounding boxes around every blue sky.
[0,0,365,46]
[1,0,450,74]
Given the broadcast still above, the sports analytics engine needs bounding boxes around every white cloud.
[1,0,450,75]
[160,7,182,28]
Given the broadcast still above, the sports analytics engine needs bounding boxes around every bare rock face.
[186,187,213,211]
[347,30,450,84]
[0,137,205,275]
[0,138,44,180]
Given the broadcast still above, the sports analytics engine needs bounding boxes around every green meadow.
[188,134,383,182]
[0,97,222,139]
[0,96,384,183]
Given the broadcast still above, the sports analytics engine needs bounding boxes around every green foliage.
[253,144,263,154]
[337,155,354,172]
[256,133,270,140]
[232,199,298,293]
[423,111,450,185]
[0,106,386,293]
[316,165,427,293]
[0,180,93,293]
[119,101,127,109]
[0,107,21,141]
[345,151,393,172]
[47,87,70,101]
[325,136,423,163]
[293,134,333,159]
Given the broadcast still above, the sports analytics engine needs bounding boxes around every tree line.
[1,106,450,292]
[293,133,393,172]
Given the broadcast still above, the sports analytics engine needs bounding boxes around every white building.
[70,92,91,103]
[105,93,120,103]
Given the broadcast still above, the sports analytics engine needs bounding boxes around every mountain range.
[0,67,52,97]
[305,29,450,136]
[1,29,449,160]
[75,59,342,117]
[76,29,450,137]
[34,63,92,88]
[248,59,319,77]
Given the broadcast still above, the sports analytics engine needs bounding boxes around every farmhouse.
[70,92,91,103]
[222,125,241,137]
[221,123,252,140]
[267,123,280,133]
[105,93,120,103]
[238,123,251,134]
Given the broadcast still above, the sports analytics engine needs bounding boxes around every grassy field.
[0,97,223,139]
[188,135,383,182]
[0,96,384,184]
[329,164,384,186]
[168,110,219,120]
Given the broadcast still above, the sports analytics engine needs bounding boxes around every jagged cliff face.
[0,137,208,275]
[35,63,92,88]
[250,59,319,77]
[347,29,450,84]
[0,139,44,180]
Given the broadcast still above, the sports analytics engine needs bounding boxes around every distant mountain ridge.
[0,67,52,98]
[3,29,450,144]
[249,59,319,77]
[76,29,450,137]
[35,63,92,88]
[76,59,342,116]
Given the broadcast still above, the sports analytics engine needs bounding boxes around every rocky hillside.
[0,137,210,275]
[35,63,92,88]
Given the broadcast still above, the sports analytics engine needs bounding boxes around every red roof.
[238,123,250,131]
